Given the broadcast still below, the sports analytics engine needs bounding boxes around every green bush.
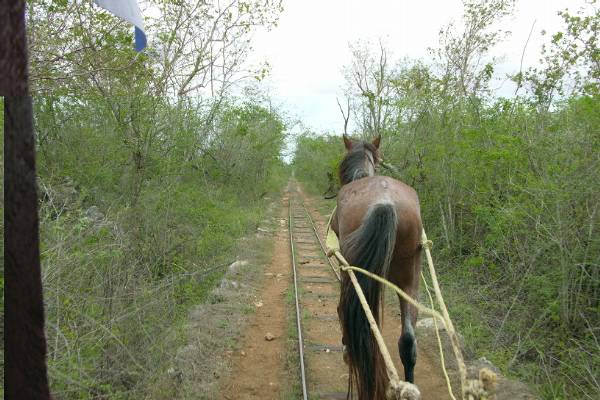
[35,93,288,398]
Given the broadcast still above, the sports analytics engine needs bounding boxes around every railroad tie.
[306,343,344,352]
[302,276,336,284]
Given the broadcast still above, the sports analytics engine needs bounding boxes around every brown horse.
[331,134,422,399]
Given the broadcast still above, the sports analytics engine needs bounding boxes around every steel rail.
[300,201,341,282]
[288,196,309,400]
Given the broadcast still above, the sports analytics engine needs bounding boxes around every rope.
[421,270,457,400]
[325,209,497,400]
[420,229,468,396]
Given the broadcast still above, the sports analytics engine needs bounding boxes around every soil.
[219,192,292,400]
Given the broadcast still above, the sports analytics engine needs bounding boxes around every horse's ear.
[343,134,353,150]
[372,134,381,149]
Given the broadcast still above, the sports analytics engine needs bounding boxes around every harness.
[365,149,376,172]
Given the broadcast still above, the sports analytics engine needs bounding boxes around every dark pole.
[2,1,52,398]
[0,1,29,94]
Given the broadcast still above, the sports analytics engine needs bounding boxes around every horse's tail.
[339,203,397,400]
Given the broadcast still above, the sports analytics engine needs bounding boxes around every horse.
[331,134,423,399]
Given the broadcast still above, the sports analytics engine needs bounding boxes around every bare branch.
[336,97,351,135]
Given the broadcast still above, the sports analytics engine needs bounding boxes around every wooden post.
[2,1,52,398]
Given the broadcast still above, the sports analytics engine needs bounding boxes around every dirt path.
[221,186,452,399]
[219,192,292,400]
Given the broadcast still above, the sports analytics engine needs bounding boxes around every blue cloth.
[93,0,147,51]
[134,27,147,52]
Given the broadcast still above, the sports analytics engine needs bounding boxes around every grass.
[145,192,284,400]
[39,176,287,399]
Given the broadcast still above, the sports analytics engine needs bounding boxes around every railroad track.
[288,187,349,400]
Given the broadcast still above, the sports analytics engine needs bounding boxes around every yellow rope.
[336,261,446,323]
[421,270,457,400]
[335,257,465,400]
[420,229,468,396]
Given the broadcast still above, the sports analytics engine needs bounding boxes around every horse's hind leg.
[392,255,420,383]
[398,293,417,383]
[337,284,350,366]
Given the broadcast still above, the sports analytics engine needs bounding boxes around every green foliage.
[433,0,516,100]
[20,0,291,397]
[293,133,343,195]
[204,101,288,199]
[519,2,600,106]
[34,90,287,398]
[394,92,600,399]
[28,0,289,393]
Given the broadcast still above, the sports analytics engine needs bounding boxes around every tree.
[432,0,515,105]
[518,1,600,110]
[343,40,395,137]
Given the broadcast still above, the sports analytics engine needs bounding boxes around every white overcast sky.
[246,0,591,135]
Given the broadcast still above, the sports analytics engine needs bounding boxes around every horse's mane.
[339,142,377,185]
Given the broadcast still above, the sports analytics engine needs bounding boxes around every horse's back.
[338,176,420,221]
[336,176,421,254]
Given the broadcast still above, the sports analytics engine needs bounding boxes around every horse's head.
[339,134,381,185]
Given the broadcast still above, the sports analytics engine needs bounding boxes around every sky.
[246,0,591,137]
